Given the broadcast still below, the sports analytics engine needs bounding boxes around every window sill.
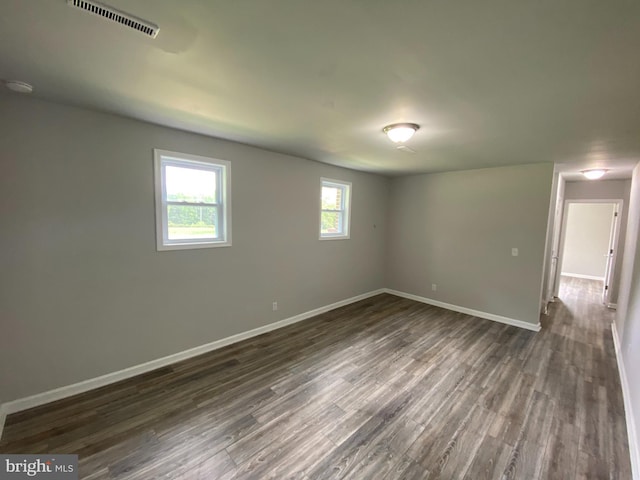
[157,240,232,251]
[319,235,350,241]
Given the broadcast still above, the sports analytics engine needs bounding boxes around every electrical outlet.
[512,248,519,257]
[272,301,278,311]
[432,284,437,292]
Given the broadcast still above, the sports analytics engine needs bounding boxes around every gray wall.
[0,94,561,406]
[564,180,631,304]
[0,94,389,404]
[386,163,554,326]
[561,203,614,279]
[615,161,640,469]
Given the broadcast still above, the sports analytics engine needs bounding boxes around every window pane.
[167,205,218,240]
[166,165,217,203]
[321,211,343,234]
[321,185,343,210]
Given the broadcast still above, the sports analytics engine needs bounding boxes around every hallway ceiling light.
[582,169,608,180]
[4,80,33,94]
[383,123,419,143]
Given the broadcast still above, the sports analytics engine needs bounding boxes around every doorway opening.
[555,200,622,306]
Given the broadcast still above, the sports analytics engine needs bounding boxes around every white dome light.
[582,169,607,180]
[383,123,419,143]
[4,80,33,94]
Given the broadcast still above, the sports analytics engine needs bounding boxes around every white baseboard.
[384,289,541,332]
[612,322,640,480]
[0,287,542,440]
[561,272,605,281]
[0,288,385,432]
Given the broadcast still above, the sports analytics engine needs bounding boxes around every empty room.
[1,1,640,479]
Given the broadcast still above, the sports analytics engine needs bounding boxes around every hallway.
[544,275,631,478]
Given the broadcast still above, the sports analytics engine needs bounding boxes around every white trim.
[0,287,541,440]
[153,149,232,251]
[0,405,6,441]
[557,199,624,305]
[560,272,605,281]
[551,176,567,300]
[612,322,640,480]
[319,177,352,240]
[541,170,559,314]
[384,289,541,332]
[0,289,385,429]
[602,201,623,306]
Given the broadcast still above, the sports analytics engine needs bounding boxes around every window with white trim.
[154,149,231,250]
[320,178,351,239]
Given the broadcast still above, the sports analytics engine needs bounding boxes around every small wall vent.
[67,0,159,38]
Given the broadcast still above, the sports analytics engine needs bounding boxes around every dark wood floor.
[0,277,632,479]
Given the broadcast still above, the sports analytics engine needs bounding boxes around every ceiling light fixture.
[4,80,33,94]
[582,169,607,180]
[383,123,419,143]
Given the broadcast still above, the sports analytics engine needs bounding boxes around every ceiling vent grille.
[67,0,159,38]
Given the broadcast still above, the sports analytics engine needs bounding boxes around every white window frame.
[320,178,352,240]
[154,149,232,251]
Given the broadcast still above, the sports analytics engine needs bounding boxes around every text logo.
[0,455,78,479]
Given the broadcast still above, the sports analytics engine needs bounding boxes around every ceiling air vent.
[67,0,159,38]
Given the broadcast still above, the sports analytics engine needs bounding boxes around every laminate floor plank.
[173,448,236,480]
[230,422,336,480]
[339,414,424,480]
[0,276,632,479]
[413,401,496,478]
[308,391,415,480]
[462,434,512,480]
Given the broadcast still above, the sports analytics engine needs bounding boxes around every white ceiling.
[1,0,639,177]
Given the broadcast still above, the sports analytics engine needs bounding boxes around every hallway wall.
[615,162,640,478]
[561,203,615,280]
[564,180,631,304]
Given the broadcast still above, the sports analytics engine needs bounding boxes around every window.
[320,178,351,239]
[154,149,231,250]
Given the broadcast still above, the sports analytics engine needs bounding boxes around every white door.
[549,179,566,300]
[602,204,621,305]
[547,190,565,302]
